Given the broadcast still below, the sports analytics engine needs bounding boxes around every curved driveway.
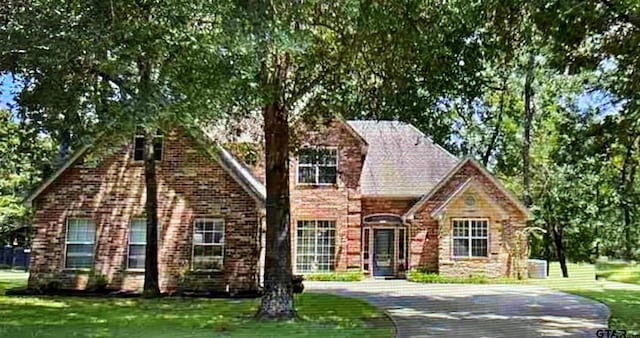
[306,280,608,338]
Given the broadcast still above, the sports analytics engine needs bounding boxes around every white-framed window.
[65,219,95,269]
[133,132,163,161]
[295,220,336,273]
[452,219,488,257]
[192,218,225,270]
[128,219,147,270]
[297,148,337,184]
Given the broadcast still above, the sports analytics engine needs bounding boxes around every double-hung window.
[297,148,337,184]
[133,132,163,161]
[295,220,336,273]
[452,219,488,257]
[128,219,147,269]
[65,219,95,269]
[192,218,225,270]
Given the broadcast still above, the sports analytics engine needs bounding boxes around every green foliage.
[303,272,364,282]
[0,110,54,245]
[407,271,521,285]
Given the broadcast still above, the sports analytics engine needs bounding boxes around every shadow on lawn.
[0,293,393,338]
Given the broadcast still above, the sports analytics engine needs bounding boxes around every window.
[65,219,95,269]
[297,148,337,184]
[362,228,370,271]
[133,133,163,161]
[296,220,336,273]
[128,219,146,269]
[452,219,488,257]
[192,218,224,270]
[398,228,405,261]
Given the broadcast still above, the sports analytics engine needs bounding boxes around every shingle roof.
[347,120,459,197]
[214,144,266,204]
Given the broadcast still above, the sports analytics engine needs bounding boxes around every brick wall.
[289,120,366,273]
[362,197,417,216]
[29,130,261,293]
[411,161,528,277]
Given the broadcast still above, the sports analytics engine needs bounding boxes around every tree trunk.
[138,56,160,297]
[619,136,637,261]
[56,128,71,166]
[543,224,552,276]
[143,131,160,297]
[482,79,507,167]
[623,203,633,261]
[552,224,568,278]
[256,52,295,319]
[522,53,535,208]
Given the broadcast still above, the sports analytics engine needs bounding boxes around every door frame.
[362,224,407,278]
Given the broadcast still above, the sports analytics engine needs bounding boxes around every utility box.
[528,259,547,279]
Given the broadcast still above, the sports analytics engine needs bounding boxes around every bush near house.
[407,271,521,284]
[303,272,364,282]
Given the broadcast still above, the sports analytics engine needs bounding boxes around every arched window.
[363,213,403,224]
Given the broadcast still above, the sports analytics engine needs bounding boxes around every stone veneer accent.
[411,161,528,278]
[29,130,261,293]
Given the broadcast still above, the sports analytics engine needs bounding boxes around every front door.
[373,229,395,276]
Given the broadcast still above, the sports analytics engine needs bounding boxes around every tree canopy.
[1,0,639,314]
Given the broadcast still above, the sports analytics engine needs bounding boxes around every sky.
[0,71,624,119]
[0,73,19,111]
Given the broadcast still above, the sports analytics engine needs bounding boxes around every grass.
[596,260,640,285]
[0,271,393,338]
[0,270,29,294]
[527,262,640,335]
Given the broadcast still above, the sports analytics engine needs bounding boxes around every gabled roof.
[347,120,458,197]
[403,157,532,220]
[24,135,266,208]
[429,178,510,219]
[214,145,266,203]
[24,145,91,208]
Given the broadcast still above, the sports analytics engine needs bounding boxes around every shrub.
[303,272,364,282]
[34,280,62,294]
[407,271,521,284]
[87,272,109,292]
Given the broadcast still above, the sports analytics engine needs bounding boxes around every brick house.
[25,119,530,293]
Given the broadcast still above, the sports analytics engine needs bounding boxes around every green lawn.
[0,271,393,338]
[528,262,640,334]
[596,260,640,285]
[0,270,29,293]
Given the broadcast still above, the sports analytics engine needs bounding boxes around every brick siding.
[289,120,366,272]
[29,130,261,293]
[411,161,528,277]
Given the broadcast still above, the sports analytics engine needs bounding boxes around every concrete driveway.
[305,280,608,338]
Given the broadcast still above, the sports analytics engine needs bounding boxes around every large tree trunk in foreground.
[257,100,295,319]
[143,131,161,296]
[552,224,568,278]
